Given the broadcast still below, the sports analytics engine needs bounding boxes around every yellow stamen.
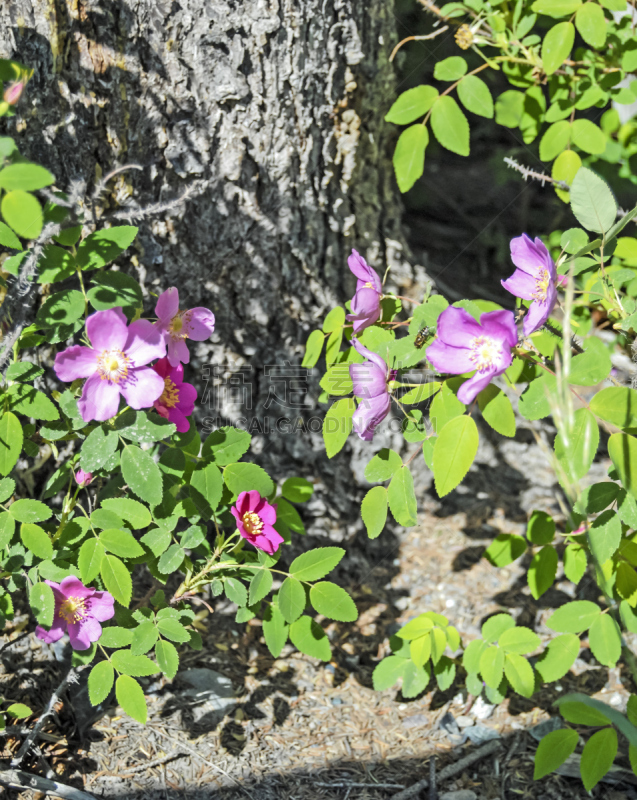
[533,268,550,302]
[59,596,87,624]
[469,336,502,372]
[158,377,180,409]
[97,349,130,383]
[242,512,263,536]
[169,311,192,340]
[455,24,474,49]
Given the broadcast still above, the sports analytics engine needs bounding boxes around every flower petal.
[436,306,485,347]
[352,392,391,441]
[168,407,190,433]
[87,591,115,622]
[125,319,166,366]
[59,576,94,599]
[426,340,474,375]
[184,308,215,341]
[68,617,101,650]
[348,250,382,292]
[152,357,172,380]
[36,617,66,644]
[86,308,128,351]
[156,287,179,322]
[350,338,389,376]
[457,371,496,405]
[523,296,553,337]
[78,373,121,422]
[120,367,165,409]
[501,268,536,302]
[54,346,97,383]
[350,361,387,399]
[176,381,197,416]
[480,310,519,349]
[167,337,190,367]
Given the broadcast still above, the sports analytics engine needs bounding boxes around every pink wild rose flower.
[426,306,518,405]
[155,287,215,367]
[501,234,557,336]
[152,357,197,433]
[35,576,115,651]
[54,308,166,423]
[74,468,93,487]
[349,338,396,442]
[231,491,283,555]
[345,250,383,334]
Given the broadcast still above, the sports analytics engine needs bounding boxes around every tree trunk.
[0,0,429,522]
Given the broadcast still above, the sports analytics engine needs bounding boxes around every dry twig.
[504,157,569,190]
[0,768,96,800]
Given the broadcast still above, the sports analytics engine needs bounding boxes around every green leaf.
[224,577,247,606]
[387,466,417,527]
[504,653,535,697]
[433,415,478,497]
[539,120,571,161]
[527,510,555,545]
[588,613,621,667]
[30,582,54,627]
[457,75,494,118]
[410,634,432,667]
[609,432,637,500]
[434,56,467,81]
[115,675,147,724]
[480,645,504,689]
[36,244,75,283]
[0,413,22,476]
[372,655,409,690]
[575,3,606,48]
[10,499,50,523]
[463,639,486,673]
[0,221,21,249]
[528,545,558,599]
[302,329,324,369]
[88,661,115,706]
[393,124,429,193]
[155,639,179,679]
[289,616,331,661]
[78,538,106,583]
[570,167,617,234]
[0,512,14,550]
[554,408,599,485]
[434,655,455,691]
[0,163,55,191]
[578,482,619,515]
[157,544,185,574]
[559,693,637,747]
[76,226,138,270]
[263,604,289,658]
[547,600,601,632]
[121,446,163,506]
[564,543,587,584]
[400,382,441,404]
[398,616,435,640]
[189,462,223,518]
[429,381,464,433]
[0,478,14,505]
[590,509,622,566]
[131,621,159,655]
[531,0,581,15]
[402,661,431,698]
[477,385,515,437]
[310,582,357,622]
[20,523,53,559]
[202,427,252,465]
[114,409,176,444]
[81,427,118,473]
[223,462,274,499]
[278,576,306,623]
[5,363,43,383]
[591,387,637,430]
[482,613,515,643]
[101,498,150,530]
[364,449,402,482]
[87,271,143,316]
[581,728,617,791]
[1,190,42,239]
[157,617,189,643]
[534,729,579,780]
[495,90,525,127]
[571,119,606,155]
[320,363,353,396]
[499,626,541,654]
[111,649,158,677]
[249,569,273,605]
[541,22,574,76]
[361,486,388,539]
[535,633,580,682]
[99,627,134,648]
[281,477,313,504]
[290,547,344,581]
[101,554,132,607]
[98,528,144,559]
[36,290,85,330]
[484,533,527,567]
[430,96,470,156]
[385,85,439,124]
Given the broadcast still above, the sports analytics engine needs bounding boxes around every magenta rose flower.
[501,234,557,336]
[155,287,215,367]
[349,338,396,442]
[152,357,197,433]
[3,80,25,106]
[35,576,115,651]
[54,308,166,423]
[231,491,283,555]
[345,250,383,334]
[74,468,93,487]
[426,306,518,405]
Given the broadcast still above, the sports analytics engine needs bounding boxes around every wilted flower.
[231,491,283,555]
[349,338,396,441]
[54,308,166,423]
[426,306,518,405]
[346,250,383,334]
[501,234,557,336]
[152,357,197,433]
[155,287,216,367]
[74,469,93,487]
[35,576,115,651]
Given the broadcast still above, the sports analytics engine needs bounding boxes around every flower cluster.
[54,288,214,427]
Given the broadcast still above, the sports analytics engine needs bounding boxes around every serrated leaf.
[372,655,409,690]
[541,21,574,76]
[457,75,493,118]
[101,498,150,530]
[430,96,470,156]
[0,413,22,477]
[157,617,189,643]
[115,675,147,724]
[249,569,273,606]
[482,613,515,643]
[433,415,478,497]
[499,626,541,654]
[528,545,558,599]
[309,582,357,622]
[547,600,601,633]
[289,547,344,581]
[76,226,138,270]
[78,538,106,583]
[99,528,144,559]
[484,533,527,567]
[393,124,429,193]
[581,728,617,791]
[30,582,54,627]
[278,576,306,624]
[385,85,439,124]
[588,613,621,667]
[155,639,179,679]
[570,167,617,234]
[101,554,132,606]
[361,486,388,539]
[289,616,331,661]
[504,653,535,697]
[2,190,42,239]
[387,466,417,527]
[477,385,515,437]
[121,446,163,506]
[263,604,289,658]
[534,729,579,780]
[480,645,504,689]
[535,634,580,682]
[111,649,158,677]
[131,621,159,655]
[20,523,52,560]
[88,661,115,705]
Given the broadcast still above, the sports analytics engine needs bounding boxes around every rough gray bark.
[0,0,429,524]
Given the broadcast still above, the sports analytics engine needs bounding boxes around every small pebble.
[402,713,428,729]
[439,791,478,800]
[471,696,495,720]
[455,715,474,728]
